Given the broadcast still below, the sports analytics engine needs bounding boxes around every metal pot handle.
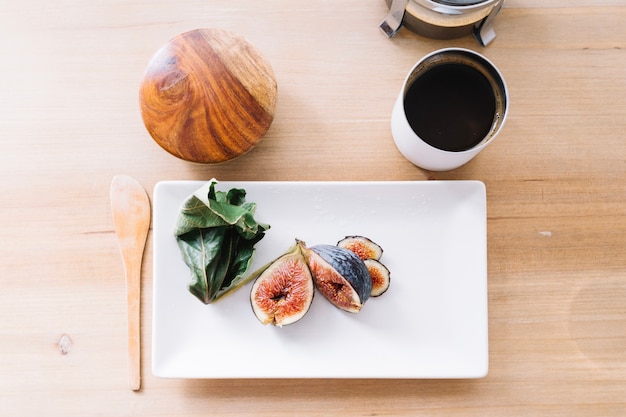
[473,0,505,46]
[380,0,408,38]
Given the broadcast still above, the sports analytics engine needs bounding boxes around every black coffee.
[404,63,496,152]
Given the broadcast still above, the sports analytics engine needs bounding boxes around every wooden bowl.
[139,29,277,164]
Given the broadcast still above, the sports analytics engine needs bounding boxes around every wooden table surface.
[1,0,625,415]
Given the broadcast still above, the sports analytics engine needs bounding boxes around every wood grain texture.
[110,176,151,391]
[139,28,277,164]
[0,1,625,416]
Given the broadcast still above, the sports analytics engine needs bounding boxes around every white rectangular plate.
[152,181,488,379]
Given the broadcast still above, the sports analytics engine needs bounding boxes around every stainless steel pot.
[381,0,505,46]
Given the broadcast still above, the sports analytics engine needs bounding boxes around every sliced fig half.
[337,235,383,261]
[250,245,314,327]
[300,242,371,313]
[364,259,390,297]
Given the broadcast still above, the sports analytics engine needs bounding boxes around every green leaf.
[174,180,270,304]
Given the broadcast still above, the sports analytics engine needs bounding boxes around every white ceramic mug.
[391,48,509,171]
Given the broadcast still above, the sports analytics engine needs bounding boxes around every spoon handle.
[124,251,142,391]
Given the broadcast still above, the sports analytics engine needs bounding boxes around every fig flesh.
[337,235,390,297]
[300,242,371,313]
[363,259,391,297]
[250,245,314,327]
[337,235,383,261]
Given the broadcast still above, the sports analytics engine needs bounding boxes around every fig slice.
[337,235,383,261]
[364,259,391,297]
[250,244,314,327]
[300,242,372,313]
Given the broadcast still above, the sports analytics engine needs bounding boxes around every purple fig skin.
[303,243,372,311]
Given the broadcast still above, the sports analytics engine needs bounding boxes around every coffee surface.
[404,63,496,152]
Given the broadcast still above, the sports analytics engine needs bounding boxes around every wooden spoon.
[110,175,151,391]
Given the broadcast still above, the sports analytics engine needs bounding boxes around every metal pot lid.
[432,0,492,5]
